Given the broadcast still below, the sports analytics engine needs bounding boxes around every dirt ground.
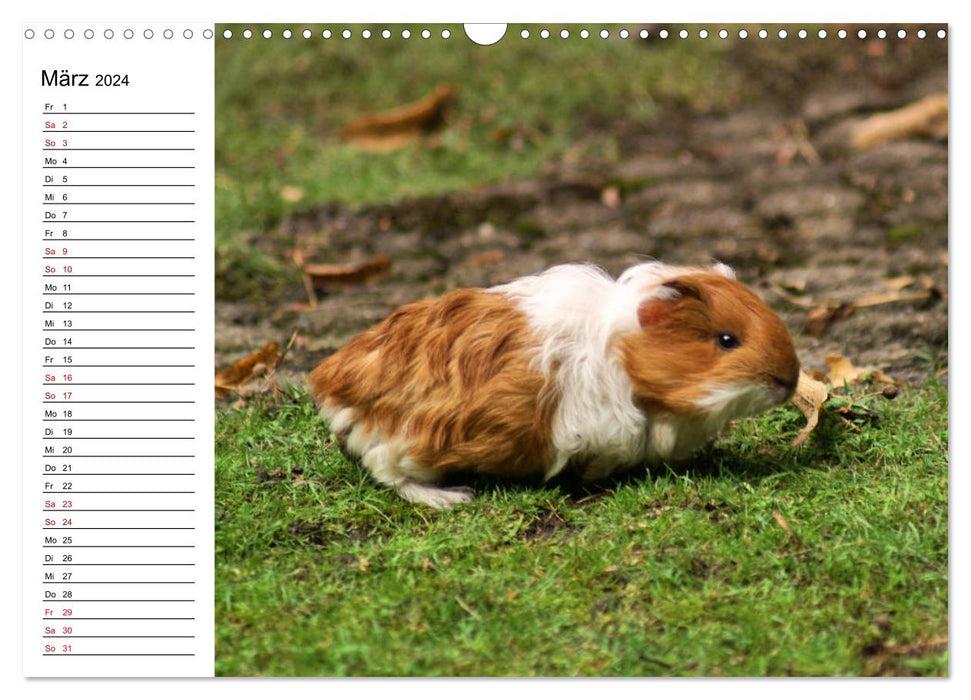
[215,34,948,390]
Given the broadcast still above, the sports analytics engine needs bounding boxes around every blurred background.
[215,23,947,388]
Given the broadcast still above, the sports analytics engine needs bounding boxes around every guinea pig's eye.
[715,332,741,350]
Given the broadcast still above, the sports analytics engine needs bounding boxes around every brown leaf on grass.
[303,254,392,290]
[825,354,901,389]
[279,185,305,203]
[458,249,505,268]
[215,342,281,399]
[771,511,803,551]
[791,370,828,447]
[806,303,856,337]
[340,84,456,152]
[851,93,948,150]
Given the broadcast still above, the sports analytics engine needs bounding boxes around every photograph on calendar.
[211,23,948,676]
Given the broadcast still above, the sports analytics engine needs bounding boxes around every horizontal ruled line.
[39,454,195,457]
[44,401,195,404]
[41,600,195,602]
[45,635,196,639]
[43,148,196,151]
[43,583,194,585]
[43,111,196,115]
[42,617,196,619]
[43,418,196,421]
[43,563,195,566]
[39,347,195,350]
[42,293,196,296]
[44,130,196,133]
[43,654,196,657]
[39,473,196,476]
[44,184,195,187]
[43,203,195,206]
[43,528,194,530]
[43,545,195,548]
[43,328,196,331]
[40,221,195,223]
[49,238,197,242]
[43,490,195,493]
[43,166,195,169]
[43,365,196,368]
[43,383,195,385]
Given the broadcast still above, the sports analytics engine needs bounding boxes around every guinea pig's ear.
[637,277,703,327]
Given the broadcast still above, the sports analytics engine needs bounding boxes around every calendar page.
[17,4,958,689]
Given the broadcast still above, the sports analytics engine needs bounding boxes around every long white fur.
[490,261,759,480]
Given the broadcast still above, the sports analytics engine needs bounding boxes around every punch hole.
[818,29,827,39]
[738,29,748,39]
[105,29,115,39]
[422,29,431,39]
[203,29,214,39]
[144,29,154,39]
[540,29,550,39]
[24,29,34,39]
[798,29,807,39]
[679,29,688,39]
[601,29,610,39]
[342,29,352,39]
[323,29,332,39]
[64,29,74,39]
[362,29,372,39]
[758,29,767,39]
[520,29,529,39]
[124,29,134,39]
[464,24,506,45]
[619,29,629,39]
[917,29,926,39]
[658,29,668,39]
[857,29,867,39]
[242,29,252,39]
[84,29,94,39]
[778,29,788,39]
[302,29,311,39]
[44,28,54,39]
[382,29,391,39]
[581,29,590,39]
[877,29,886,39]
[262,29,272,39]
[698,29,708,39]
[442,29,451,39]
[561,29,571,39]
[640,29,649,38]
[184,29,193,39]
[838,29,847,39]
[938,29,946,39]
[718,29,728,39]
[164,29,174,39]
[402,29,411,38]
[283,29,292,39]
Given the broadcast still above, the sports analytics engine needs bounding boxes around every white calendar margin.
[3,0,964,696]
[20,21,215,678]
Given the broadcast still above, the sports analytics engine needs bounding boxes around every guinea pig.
[309,261,800,508]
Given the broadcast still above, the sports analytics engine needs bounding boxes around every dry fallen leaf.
[851,93,948,150]
[279,185,305,203]
[302,254,393,292]
[825,354,901,388]
[340,84,456,152]
[806,303,856,338]
[771,511,803,551]
[791,370,828,447]
[215,342,282,399]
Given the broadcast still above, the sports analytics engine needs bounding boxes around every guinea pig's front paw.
[396,481,475,509]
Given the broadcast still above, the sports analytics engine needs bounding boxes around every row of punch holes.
[25,27,214,40]
[218,26,948,41]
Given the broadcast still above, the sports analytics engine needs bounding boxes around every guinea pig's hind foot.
[396,481,475,509]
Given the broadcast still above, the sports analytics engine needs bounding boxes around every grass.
[214,23,740,300]
[214,376,948,676]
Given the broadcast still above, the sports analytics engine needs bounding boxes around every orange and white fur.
[309,262,800,508]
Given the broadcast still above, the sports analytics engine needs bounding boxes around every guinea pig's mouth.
[769,374,799,405]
